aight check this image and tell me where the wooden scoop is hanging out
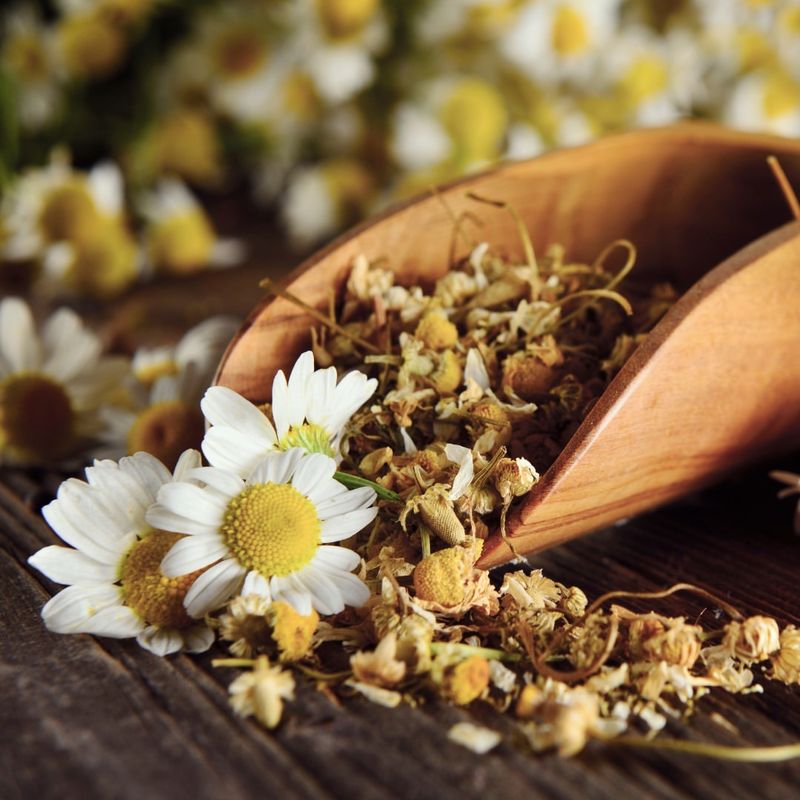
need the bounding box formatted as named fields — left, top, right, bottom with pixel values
left=215, top=123, right=800, bottom=570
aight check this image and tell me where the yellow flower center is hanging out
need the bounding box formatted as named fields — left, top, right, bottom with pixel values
left=213, top=29, right=269, bottom=81
left=316, top=0, right=378, bottom=40
left=154, top=109, right=221, bottom=186
left=551, top=5, right=589, bottom=56
left=121, top=531, right=203, bottom=629
left=735, top=29, right=774, bottom=72
left=269, top=600, right=319, bottom=661
left=0, top=373, right=74, bottom=463
left=440, top=79, right=508, bottom=166
left=5, top=33, right=49, bottom=82
left=444, top=655, right=490, bottom=705
left=283, top=71, right=320, bottom=120
left=127, top=400, right=205, bottom=471
left=278, top=422, right=335, bottom=457
left=38, top=181, right=98, bottom=243
left=415, top=313, right=459, bottom=351
left=148, top=210, right=215, bottom=275
left=619, top=56, right=669, bottom=104
left=413, top=547, right=469, bottom=608
left=222, top=483, right=321, bottom=577
left=58, top=11, right=127, bottom=80
left=66, top=220, right=139, bottom=298
left=762, top=73, right=800, bottom=120
left=431, top=350, right=463, bottom=394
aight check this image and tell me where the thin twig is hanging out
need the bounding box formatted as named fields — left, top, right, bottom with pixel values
left=767, top=155, right=800, bottom=220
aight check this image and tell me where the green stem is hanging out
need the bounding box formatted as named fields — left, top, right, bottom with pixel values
left=294, top=664, right=352, bottom=681
left=334, top=471, right=402, bottom=503
left=212, top=658, right=256, bottom=668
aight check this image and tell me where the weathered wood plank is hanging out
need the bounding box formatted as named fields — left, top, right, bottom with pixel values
left=3, top=463, right=800, bottom=800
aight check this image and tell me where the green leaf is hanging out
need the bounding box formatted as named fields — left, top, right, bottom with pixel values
left=333, top=471, right=401, bottom=503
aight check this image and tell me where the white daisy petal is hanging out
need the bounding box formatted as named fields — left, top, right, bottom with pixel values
left=28, top=545, right=117, bottom=585
left=182, top=625, right=215, bottom=653
left=315, top=486, right=375, bottom=520
left=270, top=369, right=291, bottom=439
left=270, top=575, right=313, bottom=616
left=291, top=452, right=336, bottom=497
left=172, top=449, right=203, bottom=481
left=201, top=386, right=277, bottom=443
left=119, top=452, right=174, bottom=497
left=82, top=604, right=145, bottom=638
left=312, top=545, right=361, bottom=573
left=137, top=626, right=184, bottom=656
left=160, top=533, right=228, bottom=577
left=156, top=482, right=228, bottom=523
left=285, top=351, right=314, bottom=429
left=186, top=466, right=244, bottom=496
left=183, top=558, right=246, bottom=618
left=202, top=426, right=272, bottom=477
left=0, top=297, right=40, bottom=372
left=41, top=584, right=123, bottom=633
left=145, top=504, right=221, bottom=538
left=296, top=567, right=343, bottom=615
left=242, top=569, right=272, bottom=600
left=320, top=507, right=379, bottom=542
left=324, top=570, right=370, bottom=609
left=248, top=448, right=304, bottom=486
left=445, top=443, right=474, bottom=502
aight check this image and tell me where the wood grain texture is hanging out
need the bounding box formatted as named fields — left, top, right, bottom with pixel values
left=213, top=124, right=800, bottom=567
left=3, top=463, right=800, bottom=800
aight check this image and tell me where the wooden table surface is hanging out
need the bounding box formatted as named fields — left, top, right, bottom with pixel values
left=2, top=217, right=800, bottom=800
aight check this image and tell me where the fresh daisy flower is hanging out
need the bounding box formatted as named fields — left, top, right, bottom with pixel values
left=99, top=316, right=238, bottom=470
left=28, top=450, right=215, bottom=656
left=500, top=0, right=621, bottom=85
left=1, top=7, right=62, bottom=131
left=414, top=0, right=524, bottom=49
left=139, top=179, right=243, bottom=276
left=282, top=0, right=387, bottom=104
left=148, top=449, right=377, bottom=617
left=391, top=76, right=508, bottom=174
left=723, top=68, right=800, bottom=137
left=2, top=154, right=140, bottom=297
left=202, top=349, right=377, bottom=476
left=0, top=297, right=128, bottom=467
left=282, top=157, right=374, bottom=248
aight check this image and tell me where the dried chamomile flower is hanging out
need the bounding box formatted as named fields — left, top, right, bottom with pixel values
left=350, top=631, right=407, bottom=688
left=770, top=626, right=800, bottom=685
left=701, top=645, right=757, bottom=694
left=723, top=616, right=781, bottom=663
left=500, top=569, right=561, bottom=612
left=269, top=601, right=319, bottom=662
left=439, top=655, right=491, bottom=706
left=558, top=585, right=588, bottom=618
left=228, top=656, right=295, bottom=730
left=219, top=594, right=272, bottom=658
left=415, top=311, right=459, bottom=351
left=393, top=614, right=435, bottom=674
left=628, top=615, right=703, bottom=669
left=493, top=457, right=539, bottom=502
left=412, top=540, right=498, bottom=617
left=500, top=337, right=564, bottom=401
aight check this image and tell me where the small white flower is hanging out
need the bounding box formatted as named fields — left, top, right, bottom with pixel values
left=202, top=350, right=377, bottom=475
left=99, top=316, right=238, bottom=471
left=28, top=450, right=214, bottom=656
left=0, top=297, right=128, bottom=467
left=148, top=448, right=377, bottom=617
left=723, top=69, right=800, bottom=138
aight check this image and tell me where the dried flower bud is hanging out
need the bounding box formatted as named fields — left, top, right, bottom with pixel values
left=771, top=625, right=800, bottom=685
left=351, top=632, right=407, bottom=688
left=559, top=586, right=588, bottom=618
left=724, top=616, right=781, bottom=663
left=493, top=457, right=539, bottom=501
left=402, top=485, right=465, bottom=546
left=501, top=339, right=564, bottom=401
left=394, top=614, right=434, bottom=673
left=415, top=312, right=458, bottom=351
left=219, top=594, right=271, bottom=658
left=431, top=350, right=463, bottom=393
left=441, top=655, right=490, bottom=705
left=640, top=620, right=702, bottom=669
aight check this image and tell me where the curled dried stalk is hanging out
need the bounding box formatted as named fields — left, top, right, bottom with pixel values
left=583, top=582, right=745, bottom=621
left=260, top=277, right=380, bottom=354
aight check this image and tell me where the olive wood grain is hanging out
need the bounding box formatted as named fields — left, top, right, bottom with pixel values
left=215, top=123, right=800, bottom=569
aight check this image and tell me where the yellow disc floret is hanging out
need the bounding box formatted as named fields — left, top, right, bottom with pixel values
left=121, top=531, right=202, bottom=629
left=213, top=28, right=268, bottom=80
left=0, top=373, right=74, bottom=463
left=278, top=422, right=335, bottom=457
left=413, top=544, right=481, bottom=608
left=38, top=181, right=99, bottom=243
left=58, top=10, right=128, bottom=80
left=431, top=350, right=463, bottom=394
left=415, top=312, right=458, bottom=351
left=127, top=400, right=205, bottom=471
left=222, top=483, right=321, bottom=577
left=316, top=0, right=378, bottom=40
left=551, top=5, right=589, bottom=56
left=442, top=655, right=490, bottom=705
left=269, top=600, right=319, bottom=661
left=147, top=210, right=216, bottom=275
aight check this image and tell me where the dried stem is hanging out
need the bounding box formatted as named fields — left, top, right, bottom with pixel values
left=609, top=736, right=800, bottom=762
left=767, top=156, right=800, bottom=221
